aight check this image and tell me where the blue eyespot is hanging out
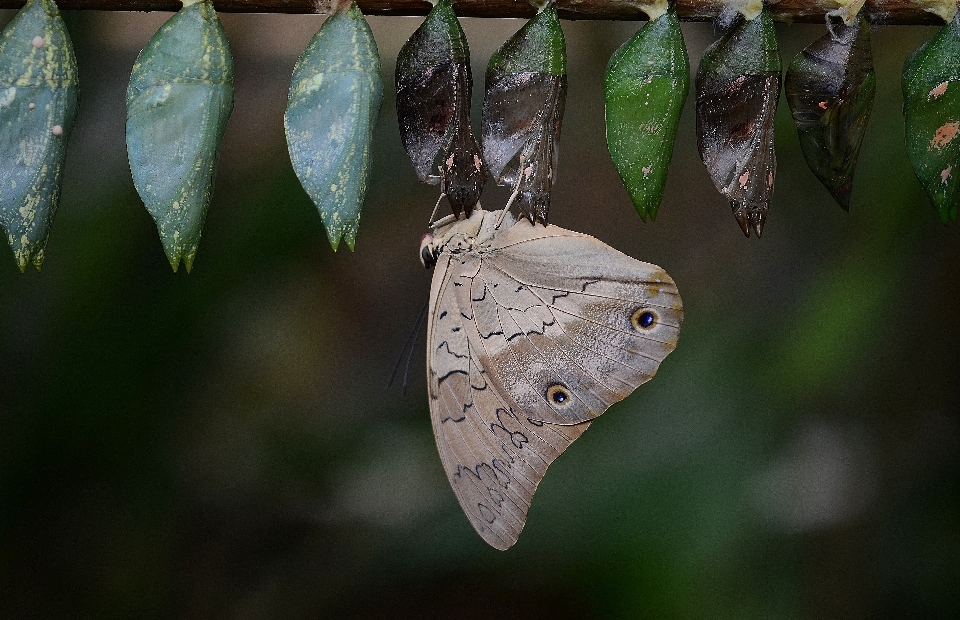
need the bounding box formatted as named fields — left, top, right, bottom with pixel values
left=546, top=384, right=571, bottom=406
left=631, top=308, right=657, bottom=330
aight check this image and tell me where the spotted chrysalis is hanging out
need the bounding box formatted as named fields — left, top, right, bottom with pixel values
left=285, top=1, right=383, bottom=251
left=786, top=8, right=875, bottom=211
left=605, top=3, right=689, bottom=222
left=482, top=1, right=566, bottom=225
left=0, top=0, right=78, bottom=272
left=696, top=4, right=780, bottom=238
left=126, top=0, right=234, bottom=273
left=396, top=0, right=485, bottom=219
left=902, top=5, right=960, bottom=224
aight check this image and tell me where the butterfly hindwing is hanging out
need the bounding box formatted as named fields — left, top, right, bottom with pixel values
left=426, top=210, right=682, bottom=549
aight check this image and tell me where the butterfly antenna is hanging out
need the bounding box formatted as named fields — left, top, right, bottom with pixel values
left=389, top=299, right=430, bottom=394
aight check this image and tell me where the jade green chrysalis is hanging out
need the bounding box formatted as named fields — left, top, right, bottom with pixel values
left=126, top=0, right=234, bottom=273
left=786, top=12, right=875, bottom=211
left=0, top=0, right=78, bottom=272
left=482, top=2, right=566, bottom=225
left=696, top=6, right=780, bottom=238
left=903, top=9, right=960, bottom=224
left=396, top=0, right=485, bottom=218
left=605, top=6, right=689, bottom=222
left=285, top=1, right=383, bottom=251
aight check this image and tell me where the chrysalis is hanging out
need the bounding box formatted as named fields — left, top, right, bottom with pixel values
left=696, top=4, right=780, bottom=238
left=605, top=3, right=689, bottom=221
left=286, top=1, right=382, bottom=251
left=482, top=2, right=566, bottom=225
left=786, top=8, right=875, bottom=211
left=126, top=0, right=234, bottom=273
left=0, top=0, right=78, bottom=272
left=902, top=6, right=960, bottom=224
left=396, top=0, right=485, bottom=218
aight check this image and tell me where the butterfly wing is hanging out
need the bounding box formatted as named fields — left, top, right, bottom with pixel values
left=428, top=218, right=682, bottom=549
left=427, top=250, right=591, bottom=550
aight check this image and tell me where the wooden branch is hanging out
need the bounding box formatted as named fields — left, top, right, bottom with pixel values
left=0, top=0, right=947, bottom=24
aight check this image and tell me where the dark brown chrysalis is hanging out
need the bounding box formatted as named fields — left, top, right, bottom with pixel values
left=696, top=7, right=781, bottom=238
left=396, top=0, right=487, bottom=217
left=786, top=12, right=875, bottom=211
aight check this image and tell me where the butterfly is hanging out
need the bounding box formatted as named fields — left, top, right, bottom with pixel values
left=420, top=207, right=683, bottom=549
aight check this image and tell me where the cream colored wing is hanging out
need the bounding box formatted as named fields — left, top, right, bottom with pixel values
left=428, top=251, right=590, bottom=550
left=463, top=218, right=683, bottom=426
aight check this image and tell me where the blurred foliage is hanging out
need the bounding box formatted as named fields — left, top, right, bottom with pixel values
left=0, top=11, right=957, bottom=620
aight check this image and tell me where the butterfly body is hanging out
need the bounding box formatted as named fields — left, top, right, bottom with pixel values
left=421, top=209, right=682, bottom=549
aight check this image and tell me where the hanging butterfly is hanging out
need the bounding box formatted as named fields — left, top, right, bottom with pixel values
left=482, top=2, right=566, bottom=225
left=0, top=0, right=78, bottom=272
left=420, top=207, right=682, bottom=549
left=285, top=0, right=383, bottom=251
left=126, top=0, right=234, bottom=272
left=902, top=6, right=960, bottom=224
left=785, top=7, right=875, bottom=211
left=696, top=5, right=781, bottom=238
left=396, top=0, right=486, bottom=219
left=604, top=2, right=689, bottom=222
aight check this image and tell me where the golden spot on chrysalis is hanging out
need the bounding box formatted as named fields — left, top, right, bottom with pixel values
left=930, top=122, right=959, bottom=151
left=928, top=81, right=949, bottom=100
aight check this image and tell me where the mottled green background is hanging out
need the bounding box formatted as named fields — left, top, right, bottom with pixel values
left=1, top=11, right=957, bottom=619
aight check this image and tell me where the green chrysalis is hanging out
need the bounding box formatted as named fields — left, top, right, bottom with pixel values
left=903, top=7, right=960, bottom=224
left=696, top=5, right=781, bottom=238
left=604, top=4, right=689, bottom=222
left=786, top=11, right=875, bottom=211
left=285, top=1, right=383, bottom=251
left=126, top=0, right=234, bottom=273
left=396, top=0, right=486, bottom=219
left=0, top=0, right=78, bottom=272
left=482, top=2, right=566, bottom=225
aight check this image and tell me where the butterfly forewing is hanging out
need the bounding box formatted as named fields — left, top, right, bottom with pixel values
left=427, top=210, right=682, bottom=549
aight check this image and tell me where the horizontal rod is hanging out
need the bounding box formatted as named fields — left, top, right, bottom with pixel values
left=0, top=0, right=948, bottom=24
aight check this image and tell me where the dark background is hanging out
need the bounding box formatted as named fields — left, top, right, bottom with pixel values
left=1, top=9, right=957, bottom=619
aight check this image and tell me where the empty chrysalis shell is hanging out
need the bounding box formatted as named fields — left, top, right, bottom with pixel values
left=0, top=0, right=78, bottom=272
left=696, top=6, right=781, bottom=238
left=605, top=6, right=689, bottom=222
left=396, top=0, right=486, bottom=218
left=902, top=9, right=960, bottom=224
left=482, top=2, right=566, bottom=225
left=786, top=12, right=875, bottom=211
left=126, top=0, right=234, bottom=273
left=286, top=1, right=383, bottom=251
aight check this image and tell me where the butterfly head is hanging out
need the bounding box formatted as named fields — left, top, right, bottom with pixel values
left=419, top=232, right=440, bottom=269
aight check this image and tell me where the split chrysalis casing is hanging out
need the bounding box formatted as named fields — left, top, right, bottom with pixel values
left=482, top=3, right=566, bottom=225
left=786, top=12, right=875, bottom=211
left=396, top=0, right=485, bottom=218
left=696, top=7, right=781, bottom=238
